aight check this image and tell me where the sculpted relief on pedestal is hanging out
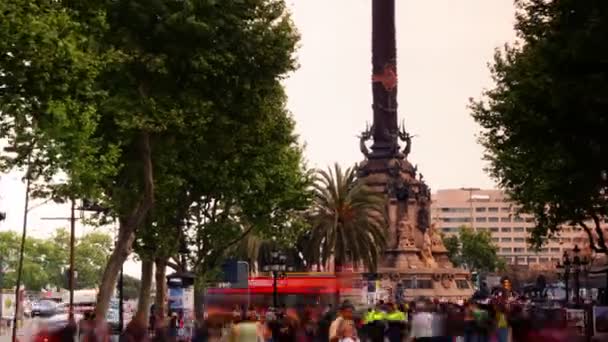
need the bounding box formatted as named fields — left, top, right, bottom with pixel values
left=421, top=231, right=437, bottom=268
left=397, top=220, right=415, bottom=249
left=429, top=223, right=445, bottom=250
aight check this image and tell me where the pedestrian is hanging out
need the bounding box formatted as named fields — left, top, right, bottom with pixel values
left=228, top=311, right=259, bottom=342
left=384, top=303, right=406, bottom=342
left=408, top=299, right=434, bottom=342
left=329, top=301, right=356, bottom=342
left=494, top=303, right=509, bottom=342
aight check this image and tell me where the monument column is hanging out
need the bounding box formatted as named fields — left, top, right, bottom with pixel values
left=356, top=0, right=473, bottom=302
left=370, top=0, right=398, bottom=158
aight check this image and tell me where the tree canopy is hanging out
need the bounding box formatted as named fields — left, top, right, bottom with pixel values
left=0, top=229, right=112, bottom=291
left=0, top=0, right=305, bottom=316
left=443, top=227, right=505, bottom=273
left=470, top=0, right=608, bottom=252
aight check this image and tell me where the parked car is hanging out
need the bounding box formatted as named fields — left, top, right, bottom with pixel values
left=31, top=300, right=59, bottom=318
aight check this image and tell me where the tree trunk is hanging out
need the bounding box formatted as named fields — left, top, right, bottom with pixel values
left=136, top=259, right=154, bottom=325
left=95, top=132, right=155, bottom=318
left=193, top=281, right=205, bottom=318
left=334, top=258, right=341, bottom=306
left=154, top=257, right=168, bottom=320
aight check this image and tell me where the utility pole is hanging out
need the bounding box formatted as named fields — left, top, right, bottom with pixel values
left=41, top=199, right=78, bottom=319
left=461, top=187, right=480, bottom=230
left=12, top=159, right=32, bottom=342
left=69, top=199, right=76, bottom=319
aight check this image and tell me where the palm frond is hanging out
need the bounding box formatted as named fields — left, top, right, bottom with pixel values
left=303, top=163, right=388, bottom=271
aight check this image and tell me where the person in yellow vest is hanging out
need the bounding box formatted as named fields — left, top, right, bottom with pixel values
left=384, top=303, right=406, bottom=342
left=364, top=303, right=386, bottom=342
left=495, top=303, right=509, bottom=342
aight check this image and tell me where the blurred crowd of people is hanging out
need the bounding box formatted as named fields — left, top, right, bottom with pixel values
left=14, top=296, right=586, bottom=342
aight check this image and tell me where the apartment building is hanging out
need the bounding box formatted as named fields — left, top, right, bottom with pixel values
left=431, top=188, right=587, bottom=266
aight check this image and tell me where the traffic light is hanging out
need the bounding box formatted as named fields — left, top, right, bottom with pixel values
left=0, top=212, right=5, bottom=221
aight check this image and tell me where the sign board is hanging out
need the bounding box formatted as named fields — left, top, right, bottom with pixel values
left=593, top=306, right=608, bottom=339
left=566, top=308, right=586, bottom=335
left=1, top=293, right=14, bottom=319
left=168, top=287, right=184, bottom=311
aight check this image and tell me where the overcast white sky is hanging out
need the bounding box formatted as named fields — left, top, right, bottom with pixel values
left=0, top=0, right=517, bottom=277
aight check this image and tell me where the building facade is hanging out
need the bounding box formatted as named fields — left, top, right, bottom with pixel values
left=431, top=189, right=588, bottom=266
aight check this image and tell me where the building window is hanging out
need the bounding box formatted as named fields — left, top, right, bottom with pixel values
left=490, top=227, right=499, bottom=232
left=526, top=227, right=534, bottom=232
left=514, top=248, right=525, bottom=253
left=476, top=217, right=487, bottom=222
left=441, top=207, right=470, bottom=213
left=514, top=217, right=524, bottom=222
left=492, top=238, right=499, bottom=242
left=501, top=247, right=512, bottom=253
left=502, top=256, right=514, bottom=263
left=501, top=207, right=511, bottom=212
left=562, top=238, right=571, bottom=243
left=539, top=257, right=549, bottom=262
left=525, top=217, right=535, bottom=223
left=415, top=279, right=433, bottom=289
left=550, top=248, right=560, bottom=253
left=514, top=227, right=525, bottom=232
left=528, top=257, right=538, bottom=263
left=500, top=218, right=510, bottom=223
left=501, top=237, right=512, bottom=242
left=475, top=207, right=486, bottom=212
left=488, top=217, right=499, bottom=222
left=517, top=257, right=527, bottom=264
left=456, top=280, right=470, bottom=289
left=540, top=248, right=549, bottom=253
left=476, top=227, right=487, bottom=230
left=442, top=217, right=471, bottom=223
left=501, top=227, right=512, bottom=232
left=514, top=238, right=525, bottom=243
left=488, top=207, right=499, bottom=212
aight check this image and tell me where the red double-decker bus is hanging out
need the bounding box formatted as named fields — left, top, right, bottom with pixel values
left=204, top=273, right=356, bottom=311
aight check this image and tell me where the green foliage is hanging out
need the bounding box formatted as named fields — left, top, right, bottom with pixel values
left=0, top=229, right=112, bottom=291
left=443, top=234, right=460, bottom=267
left=122, top=275, right=141, bottom=301
left=304, top=163, right=388, bottom=272
left=445, top=226, right=505, bottom=272
left=470, top=0, right=608, bottom=252
left=52, top=229, right=113, bottom=289
left=0, top=0, right=305, bottom=313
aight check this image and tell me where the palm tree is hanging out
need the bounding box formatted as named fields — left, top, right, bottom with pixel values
left=306, top=163, right=387, bottom=273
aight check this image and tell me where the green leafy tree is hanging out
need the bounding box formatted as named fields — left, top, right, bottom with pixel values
left=446, top=227, right=505, bottom=272
left=0, top=0, right=301, bottom=317
left=443, top=234, right=461, bottom=266
left=0, top=230, right=112, bottom=291
left=122, top=275, right=141, bottom=301
left=470, top=0, right=608, bottom=252
left=53, top=229, right=113, bottom=289
left=305, top=164, right=387, bottom=272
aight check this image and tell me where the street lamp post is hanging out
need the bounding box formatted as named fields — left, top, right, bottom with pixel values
left=571, top=244, right=589, bottom=305
left=556, top=250, right=572, bottom=303
left=262, top=251, right=292, bottom=308
left=557, top=244, right=589, bottom=305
